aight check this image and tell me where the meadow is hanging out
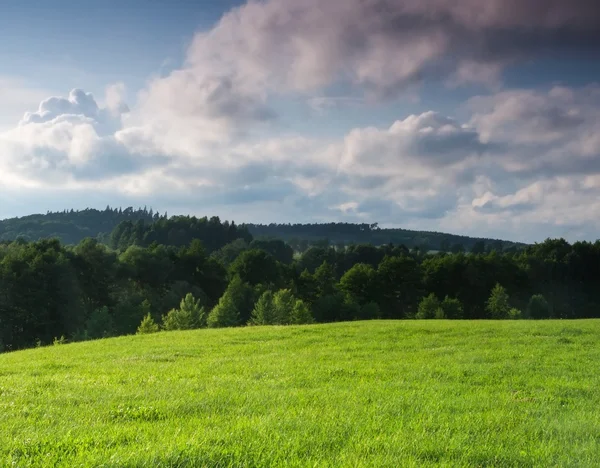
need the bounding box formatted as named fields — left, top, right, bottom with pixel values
left=0, top=320, right=599, bottom=467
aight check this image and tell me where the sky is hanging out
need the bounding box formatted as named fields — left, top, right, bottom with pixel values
left=1, top=0, right=599, bottom=243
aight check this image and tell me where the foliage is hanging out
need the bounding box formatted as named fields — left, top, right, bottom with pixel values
left=486, top=284, right=511, bottom=319
left=136, top=313, right=160, bottom=334
left=416, top=294, right=443, bottom=319
left=85, top=306, right=115, bottom=339
left=288, top=299, right=315, bottom=325
left=441, top=296, right=464, bottom=320
left=528, top=294, right=550, bottom=320
left=508, top=308, right=523, bottom=320
left=249, top=291, right=277, bottom=325
left=161, top=293, right=205, bottom=331
left=207, top=277, right=252, bottom=328
left=3, top=230, right=600, bottom=351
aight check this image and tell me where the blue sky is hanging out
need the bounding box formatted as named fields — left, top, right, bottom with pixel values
left=1, top=0, right=599, bottom=243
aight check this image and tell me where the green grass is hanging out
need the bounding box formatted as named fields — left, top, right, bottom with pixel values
left=1, top=320, right=599, bottom=467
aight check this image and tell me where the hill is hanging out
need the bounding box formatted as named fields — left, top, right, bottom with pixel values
left=0, top=207, right=160, bottom=245
left=1, top=320, right=599, bottom=466
left=0, top=208, right=525, bottom=251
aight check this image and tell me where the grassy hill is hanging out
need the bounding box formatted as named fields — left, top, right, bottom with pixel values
left=1, top=320, right=598, bottom=467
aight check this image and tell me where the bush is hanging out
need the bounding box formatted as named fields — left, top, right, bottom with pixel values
left=137, top=313, right=160, bottom=334
left=508, top=308, right=522, bottom=320
left=358, top=302, right=381, bottom=320
left=441, top=296, right=463, bottom=319
left=527, top=294, right=550, bottom=320
left=86, top=306, right=115, bottom=339
left=289, top=299, right=315, bottom=325
left=416, top=294, right=442, bottom=319
left=53, top=335, right=67, bottom=346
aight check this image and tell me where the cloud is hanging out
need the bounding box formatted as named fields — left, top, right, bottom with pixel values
left=468, top=85, right=600, bottom=178
left=2, top=0, right=600, bottom=242
left=183, top=0, right=600, bottom=97
left=0, top=89, right=161, bottom=187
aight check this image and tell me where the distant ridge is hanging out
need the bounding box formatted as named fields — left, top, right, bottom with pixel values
left=0, top=207, right=526, bottom=252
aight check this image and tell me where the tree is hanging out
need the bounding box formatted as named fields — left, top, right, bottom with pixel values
left=358, top=301, right=381, bottom=320
left=377, top=255, right=421, bottom=318
left=207, top=293, right=240, bottom=328
left=162, top=293, right=206, bottom=330
left=272, top=289, right=297, bottom=325
left=527, top=294, right=550, bottom=320
left=486, top=283, right=511, bottom=319
left=416, top=294, right=443, bottom=319
left=85, top=306, right=115, bottom=339
left=229, top=249, right=280, bottom=287
left=289, top=299, right=315, bottom=325
left=441, top=296, right=464, bottom=319
left=249, top=290, right=277, bottom=325
left=179, top=293, right=207, bottom=328
left=338, top=263, right=377, bottom=306
left=137, top=313, right=159, bottom=334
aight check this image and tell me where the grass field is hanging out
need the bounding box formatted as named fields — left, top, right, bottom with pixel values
left=1, top=320, right=599, bottom=467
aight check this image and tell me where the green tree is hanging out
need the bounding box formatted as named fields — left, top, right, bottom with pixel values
left=486, top=283, right=511, bottom=319
left=338, top=263, right=377, bottom=306
left=416, top=294, right=443, bottom=319
left=207, top=293, right=240, bottom=328
left=249, top=290, right=277, bottom=325
left=162, top=293, right=206, bottom=331
left=85, top=306, right=115, bottom=339
left=508, top=308, right=522, bottom=320
left=441, top=296, right=464, bottom=319
left=527, top=294, right=550, bottom=320
left=137, top=313, right=160, bottom=334
left=229, top=249, right=280, bottom=287
left=273, top=289, right=297, bottom=324
left=289, top=299, right=315, bottom=325
left=358, top=301, right=381, bottom=320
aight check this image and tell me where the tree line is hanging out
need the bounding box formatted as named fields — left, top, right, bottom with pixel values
left=0, top=221, right=598, bottom=352
left=0, top=207, right=525, bottom=253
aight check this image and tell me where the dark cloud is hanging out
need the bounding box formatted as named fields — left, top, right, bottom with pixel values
left=185, top=0, right=600, bottom=98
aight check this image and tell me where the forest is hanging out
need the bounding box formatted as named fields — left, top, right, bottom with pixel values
left=1, top=213, right=598, bottom=352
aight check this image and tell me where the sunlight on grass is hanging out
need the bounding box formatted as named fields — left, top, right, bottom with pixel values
left=1, top=320, right=599, bottom=467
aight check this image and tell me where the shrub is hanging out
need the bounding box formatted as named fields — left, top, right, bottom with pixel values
left=508, top=308, right=522, bottom=320
left=527, top=294, right=550, bottom=320
left=289, top=299, right=315, bottom=325
left=137, top=313, right=160, bottom=334
left=486, top=284, right=511, bottom=319
left=441, top=296, right=463, bottom=319
left=86, top=306, right=115, bottom=339
left=416, top=294, right=442, bottom=319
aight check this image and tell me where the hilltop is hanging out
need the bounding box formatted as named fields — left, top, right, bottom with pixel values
left=0, top=207, right=525, bottom=252
left=1, top=320, right=599, bottom=466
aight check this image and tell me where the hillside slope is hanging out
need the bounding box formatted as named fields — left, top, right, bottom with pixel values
left=1, top=320, right=598, bottom=467
left=0, top=208, right=525, bottom=251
